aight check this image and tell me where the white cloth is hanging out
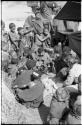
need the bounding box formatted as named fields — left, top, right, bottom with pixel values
left=41, top=75, right=58, bottom=97
left=65, top=63, right=81, bottom=86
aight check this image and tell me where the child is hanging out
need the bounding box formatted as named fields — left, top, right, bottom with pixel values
left=8, top=23, right=19, bottom=52
left=48, top=87, right=70, bottom=124
left=63, top=63, right=81, bottom=87
left=36, top=28, right=51, bottom=48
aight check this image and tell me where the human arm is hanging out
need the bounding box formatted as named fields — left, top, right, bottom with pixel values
left=36, top=33, right=50, bottom=42
left=23, top=28, right=34, bottom=35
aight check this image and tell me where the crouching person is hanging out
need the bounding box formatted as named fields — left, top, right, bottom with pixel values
left=48, top=87, right=70, bottom=124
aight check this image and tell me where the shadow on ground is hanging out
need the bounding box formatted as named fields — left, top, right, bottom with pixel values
left=38, top=103, right=50, bottom=124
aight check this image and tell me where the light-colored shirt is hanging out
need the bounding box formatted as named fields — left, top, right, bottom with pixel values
left=9, top=31, right=19, bottom=42
left=65, top=63, right=81, bottom=86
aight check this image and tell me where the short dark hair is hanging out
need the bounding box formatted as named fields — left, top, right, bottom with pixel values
left=17, top=27, right=23, bottom=31
left=38, top=47, right=43, bottom=54
left=9, top=23, right=16, bottom=29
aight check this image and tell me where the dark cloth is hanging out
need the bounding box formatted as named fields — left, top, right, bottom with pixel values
left=54, top=58, right=68, bottom=74
left=26, top=59, right=36, bottom=69
left=55, top=32, right=66, bottom=44
left=16, top=80, right=44, bottom=101
left=15, top=80, right=44, bottom=108
left=12, top=70, right=33, bottom=89
left=55, top=1, right=81, bottom=21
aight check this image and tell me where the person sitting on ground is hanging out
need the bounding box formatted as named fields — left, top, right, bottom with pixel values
left=63, top=49, right=80, bottom=68
left=63, top=62, right=81, bottom=87
left=48, top=87, right=70, bottom=124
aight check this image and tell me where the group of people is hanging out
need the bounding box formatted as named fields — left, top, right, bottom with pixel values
left=1, top=4, right=81, bottom=125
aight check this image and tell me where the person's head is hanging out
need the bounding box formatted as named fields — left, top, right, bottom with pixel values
left=58, top=42, right=62, bottom=47
left=17, top=27, right=23, bottom=35
left=56, top=67, right=69, bottom=82
left=60, top=67, right=69, bottom=77
left=44, top=24, right=49, bottom=30
left=56, top=87, right=69, bottom=101
left=63, top=46, right=71, bottom=56
left=38, top=47, right=43, bottom=55
left=43, top=28, right=49, bottom=35
left=2, top=32, right=9, bottom=42
left=1, top=20, right=5, bottom=31
left=35, top=11, right=41, bottom=19
left=9, top=23, right=16, bottom=32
